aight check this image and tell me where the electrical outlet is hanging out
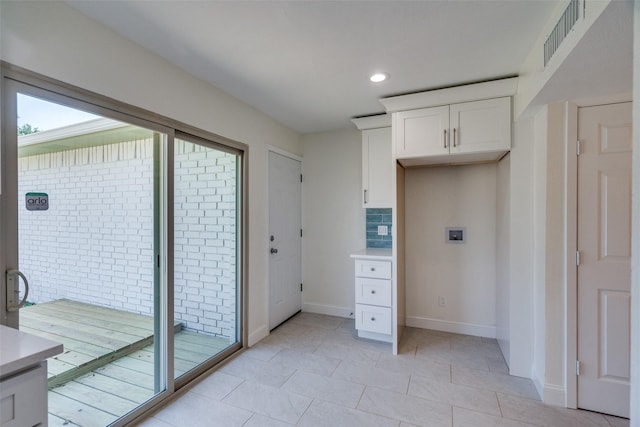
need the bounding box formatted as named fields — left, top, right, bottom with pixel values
left=377, top=225, right=388, bottom=236
left=438, top=296, right=447, bottom=307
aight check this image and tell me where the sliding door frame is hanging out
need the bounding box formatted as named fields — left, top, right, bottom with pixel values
left=0, top=62, right=248, bottom=426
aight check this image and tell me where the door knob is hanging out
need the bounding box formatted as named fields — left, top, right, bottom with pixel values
left=270, top=248, right=278, bottom=254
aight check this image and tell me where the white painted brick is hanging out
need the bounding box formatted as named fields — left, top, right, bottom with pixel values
left=20, top=140, right=237, bottom=340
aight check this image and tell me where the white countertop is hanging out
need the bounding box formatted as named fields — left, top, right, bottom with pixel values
left=350, top=248, right=392, bottom=260
left=0, top=324, right=63, bottom=377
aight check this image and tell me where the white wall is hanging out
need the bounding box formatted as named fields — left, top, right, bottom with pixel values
left=531, top=106, right=548, bottom=398
left=630, top=5, right=639, bottom=426
left=542, top=102, right=568, bottom=405
left=508, top=117, right=534, bottom=378
left=301, top=129, right=365, bottom=317
left=0, top=0, right=302, bottom=346
left=495, top=155, right=510, bottom=359
left=404, top=164, right=497, bottom=337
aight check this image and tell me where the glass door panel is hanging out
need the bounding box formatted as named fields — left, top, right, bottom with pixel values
left=13, top=91, right=167, bottom=425
left=173, top=137, right=240, bottom=380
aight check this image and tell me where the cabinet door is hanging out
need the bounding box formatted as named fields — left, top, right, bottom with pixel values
left=394, top=105, right=449, bottom=159
left=0, top=363, right=47, bottom=427
left=449, top=97, right=511, bottom=155
left=362, top=127, right=393, bottom=208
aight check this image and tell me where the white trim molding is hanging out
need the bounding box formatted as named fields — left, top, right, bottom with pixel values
left=405, top=316, right=496, bottom=339
left=302, top=303, right=353, bottom=319
left=543, top=383, right=567, bottom=407
left=380, top=77, right=518, bottom=113
left=351, top=114, right=391, bottom=130
left=247, top=324, right=269, bottom=347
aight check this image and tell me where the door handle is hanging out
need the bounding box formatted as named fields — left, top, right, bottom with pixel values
left=270, top=248, right=278, bottom=254
left=6, top=269, right=29, bottom=312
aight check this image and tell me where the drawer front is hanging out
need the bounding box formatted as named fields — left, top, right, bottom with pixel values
left=355, top=304, right=392, bottom=335
left=355, top=260, right=391, bottom=279
left=355, top=277, right=391, bottom=306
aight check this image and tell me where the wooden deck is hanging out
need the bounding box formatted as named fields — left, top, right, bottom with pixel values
left=20, top=299, right=232, bottom=427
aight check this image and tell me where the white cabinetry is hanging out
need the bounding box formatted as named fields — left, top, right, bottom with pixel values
left=362, top=127, right=393, bottom=208
left=394, top=97, right=511, bottom=167
left=1, top=363, right=47, bottom=427
left=352, top=254, right=393, bottom=343
left=0, top=325, right=63, bottom=427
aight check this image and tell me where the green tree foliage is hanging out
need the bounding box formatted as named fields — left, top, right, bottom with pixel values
left=18, top=123, right=39, bottom=135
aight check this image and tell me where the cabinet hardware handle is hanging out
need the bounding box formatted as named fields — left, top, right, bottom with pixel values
left=270, top=248, right=278, bottom=254
left=364, top=189, right=368, bottom=204
left=371, top=290, right=376, bottom=294
left=371, top=317, right=376, bottom=321
left=370, top=268, right=375, bottom=271
left=453, top=128, right=457, bottom=147
left=444, top=129, right=448, bottom=149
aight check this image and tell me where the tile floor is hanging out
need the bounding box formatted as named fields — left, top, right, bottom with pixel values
left=136, top=313, right=629, bottom=427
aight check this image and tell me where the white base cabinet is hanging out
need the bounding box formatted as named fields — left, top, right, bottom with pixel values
left=351, top=251, right=393, bottom=343
left=1, top=363, right=47, bottom=427
left=0, top=325, right=63, bottom=427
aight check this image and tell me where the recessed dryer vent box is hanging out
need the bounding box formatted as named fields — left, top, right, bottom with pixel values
left=446, top=227, right=466, bottom=244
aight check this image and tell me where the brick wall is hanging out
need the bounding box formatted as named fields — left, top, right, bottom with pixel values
left=18, top=138, right=237, bottom=340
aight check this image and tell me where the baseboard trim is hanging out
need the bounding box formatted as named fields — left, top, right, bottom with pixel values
left=406, top=316, right=496, bottom=338
left=247, top=324, right=269, bottom=347
left=543, top=383, right=566, bottom=407
left=302, top=303, right=353, bottom=319
left=531, top=367, right=544, bottom=400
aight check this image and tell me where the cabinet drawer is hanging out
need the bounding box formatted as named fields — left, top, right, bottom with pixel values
left=355, top=260, right=391, bottom=279
left=355, top=277, right=391, bottom=306
left=355, top=304, right=391, bottom=335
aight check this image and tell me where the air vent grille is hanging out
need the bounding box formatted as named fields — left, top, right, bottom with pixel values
left=544, top=0, right=581, bottom=67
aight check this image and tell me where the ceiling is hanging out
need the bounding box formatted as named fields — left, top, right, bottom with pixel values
left=67, top=1, right=565, bottom=134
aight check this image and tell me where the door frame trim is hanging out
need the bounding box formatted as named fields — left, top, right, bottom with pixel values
left=566, top=101, right=578, bottom=409
left=266, top=146, right=302, bottom=331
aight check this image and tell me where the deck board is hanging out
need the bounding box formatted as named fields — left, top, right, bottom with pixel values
left=20, top=299, right=182, bottom=387
left=18, top=299, right=234, bottom=426
left=48, top=392, right=118, bottom=427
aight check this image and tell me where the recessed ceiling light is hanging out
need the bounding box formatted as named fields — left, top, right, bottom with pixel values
left=370, top=73, right=389, bottom=83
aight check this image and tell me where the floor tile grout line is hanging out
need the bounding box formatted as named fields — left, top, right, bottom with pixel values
left=450, top=405, right=454, bottom=427
left=292, top=395, right=314, bottom=426
left=496, top=390, right=504, bottom=418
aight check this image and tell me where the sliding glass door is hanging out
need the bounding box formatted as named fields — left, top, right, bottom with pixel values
left=3, top=84, right=170, bottom=425
left=173, top=136, right=242, bottom=383
left=1, top=74, right=244, bottom=426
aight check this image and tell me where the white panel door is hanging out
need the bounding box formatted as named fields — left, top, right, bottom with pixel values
left=268, top=151, right=302, bottom=330
left=577, top=102, right=632, bottom=418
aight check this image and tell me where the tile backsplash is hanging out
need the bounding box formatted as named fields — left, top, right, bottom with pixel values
left=366, top=208, right=392, bottom=249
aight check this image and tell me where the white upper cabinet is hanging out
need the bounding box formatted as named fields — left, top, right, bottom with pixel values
left=393, top=97, right=511, bottom=167
left=362, top=127, right=393, bottom=208
left=450, top=97, right=511, bottom=155
left=394, top=105, right=449, bottom=159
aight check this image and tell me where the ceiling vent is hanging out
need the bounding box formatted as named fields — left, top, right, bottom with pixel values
left=544, top=0, right=582, bottom=67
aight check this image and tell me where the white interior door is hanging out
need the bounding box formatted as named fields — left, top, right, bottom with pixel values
left=268, top=151, right=302, bottom=330
left=577, top=102, right=632, bottom=418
